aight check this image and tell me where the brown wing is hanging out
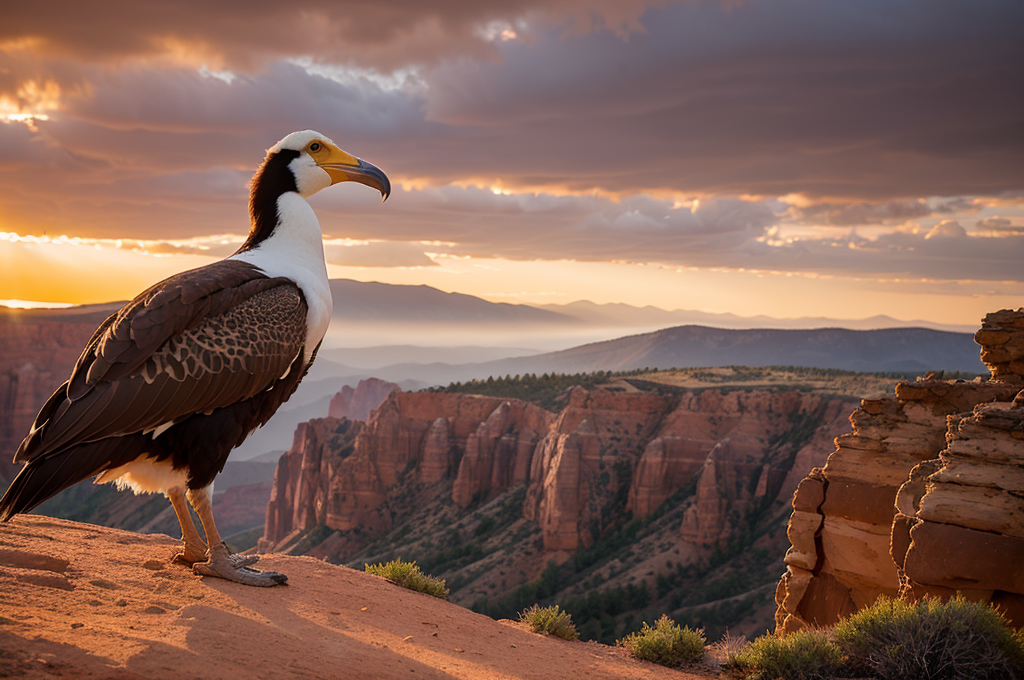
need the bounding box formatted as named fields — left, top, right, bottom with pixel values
left=15, top=261, right=307, bottom=463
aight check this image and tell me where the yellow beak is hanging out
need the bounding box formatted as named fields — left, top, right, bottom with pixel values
left=315, top=142, right=391, bottom=201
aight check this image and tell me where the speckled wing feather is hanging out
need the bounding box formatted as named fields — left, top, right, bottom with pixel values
left=14, top=261, right=308, bottom=464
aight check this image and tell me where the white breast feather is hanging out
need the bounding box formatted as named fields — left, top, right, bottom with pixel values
left=228, top=192, right=333, bottom=364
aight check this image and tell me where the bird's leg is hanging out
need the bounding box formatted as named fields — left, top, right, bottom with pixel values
left=186, top=486, right=286, bottom=587
left=168, top=486, right=258, bottom=568
left=168, top=485, right=209, bottom=565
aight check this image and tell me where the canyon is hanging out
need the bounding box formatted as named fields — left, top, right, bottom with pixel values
left=260, top=376, right=861, bottom=640
left=261, top=311, right=1024, bottom=641
left=4, top=297, right=1020, bottom=644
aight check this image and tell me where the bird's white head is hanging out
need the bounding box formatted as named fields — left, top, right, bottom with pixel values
left=238, top=131, right=390, bottom=255
left=267, top=129, right=391, bottom=201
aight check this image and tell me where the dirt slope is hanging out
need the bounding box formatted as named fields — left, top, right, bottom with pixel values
left=0, top=516, right=708, bottom=679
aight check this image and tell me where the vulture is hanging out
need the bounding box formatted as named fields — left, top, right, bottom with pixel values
left=0, top=130, right=389, bottom=586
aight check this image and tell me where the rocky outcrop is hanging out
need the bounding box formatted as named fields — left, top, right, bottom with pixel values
left=976, top=309, right=1024, bottom=383
left=776, top=308, right=1024, bottom=633
left=893, top=398, right=1024, bottom=623
left=523, top=388, right=671, bottom=551
left=262, top=417, right=363, bottom=549
left=672, top=391, right=850, bottom=548
left=328, top=377, right=400, bottom=421
left=452, top=400, right=551, bottom=507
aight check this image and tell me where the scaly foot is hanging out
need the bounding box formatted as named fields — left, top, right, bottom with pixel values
left=192, top=549, right=287, bottom=587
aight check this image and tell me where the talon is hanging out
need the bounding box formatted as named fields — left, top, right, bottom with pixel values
left=192, top=550, right=286, bottom=587
left=231, top=553, right=260, bottom=568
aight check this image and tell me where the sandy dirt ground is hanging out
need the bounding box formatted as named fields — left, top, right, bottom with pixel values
left=0, top=516, right=715, bottom=679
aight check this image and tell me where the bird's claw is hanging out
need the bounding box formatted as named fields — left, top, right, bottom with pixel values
left=192, top=551, right=286, bottom=587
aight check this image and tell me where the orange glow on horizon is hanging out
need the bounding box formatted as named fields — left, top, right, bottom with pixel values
left=3, top=230, right=1021, bottom=327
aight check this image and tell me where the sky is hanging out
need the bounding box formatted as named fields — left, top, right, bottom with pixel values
left=1, top=0, right=1023, bottom=325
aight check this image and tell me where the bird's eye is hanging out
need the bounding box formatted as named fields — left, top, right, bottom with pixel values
left=309, top=142, right=321, bottom=152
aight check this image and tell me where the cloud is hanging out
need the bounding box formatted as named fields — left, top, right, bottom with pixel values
left=975, top=216, right=1024, bottom=234
left=785, top=198, right=982, bottom=227
left=0, top=0, right=1022, bottom=299
left=4, top=177, right=1024, bottom=285
left=1, top=0, right=1020, bottom=202
left=421, top=1, right=1024, bottom=198
left=924, top=220, right=966, bottom=240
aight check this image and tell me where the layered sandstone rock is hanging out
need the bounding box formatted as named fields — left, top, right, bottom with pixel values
left=266, top=383, right=858, bottom=567
left=893, top=398, right=1024, bottom=622
left=673, top=391, right=851, bottom=548
left=521, top=388, right=855, bottom=554
left=452, top=400, right=550, bottom=507
left=976, top=309, right=1024, bottom=382
left=776, top=308, right=1024, bottom=633
left=261, top=417, right=363, bottom=550
left=523, top=388, right=670, bottom=551
left=614, top=389, right=852, bottom=549
left=328, top=377, right=400, bottom=421
left=261, top=393, right=553, bottom=552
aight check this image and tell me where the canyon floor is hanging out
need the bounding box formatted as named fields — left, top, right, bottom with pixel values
left=0, top=516, right=715, bottom=679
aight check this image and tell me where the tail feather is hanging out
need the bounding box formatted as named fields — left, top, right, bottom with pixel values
left=0, top=436, right=148, bottom=521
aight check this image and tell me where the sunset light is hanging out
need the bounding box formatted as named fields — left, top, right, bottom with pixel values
left=1, top=3, right=1023, bottom=669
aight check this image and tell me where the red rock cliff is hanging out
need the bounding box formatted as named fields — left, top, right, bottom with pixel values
left=775, top=308, right=1024, bottom=633
left=261, top=393, right=554, bottom=551
left=263, top=384, right=857, bottom=568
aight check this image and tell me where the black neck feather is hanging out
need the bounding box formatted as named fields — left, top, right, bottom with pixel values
left=237, top=149, right=300, bottom=253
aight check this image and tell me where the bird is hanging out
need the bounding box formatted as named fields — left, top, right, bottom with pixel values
left=0, top=130, right=389, bottom=587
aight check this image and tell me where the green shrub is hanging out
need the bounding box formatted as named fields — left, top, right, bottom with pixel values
left=728, top=628, right=842, bottom=680
left=833, top=595, right=1024, bottom=680
left=365, top=559, right=449, bottom=599
left=519, top=604, right=579, bottom=640
left=618, top=614, right=705, bottom=667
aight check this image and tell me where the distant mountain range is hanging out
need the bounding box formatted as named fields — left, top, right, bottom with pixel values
left=536, top=300, right=977, bottom=333
left=325, top=279, right=975, bottom=332
left=2, top=280, right=986, bottom=461
left=4, top=277, right=976, bottom=335
left=328, top=279, right=571, bottom=325
left=474, top=325, right=985, bottom=376
left=303, top=325, right=984, bottom=389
